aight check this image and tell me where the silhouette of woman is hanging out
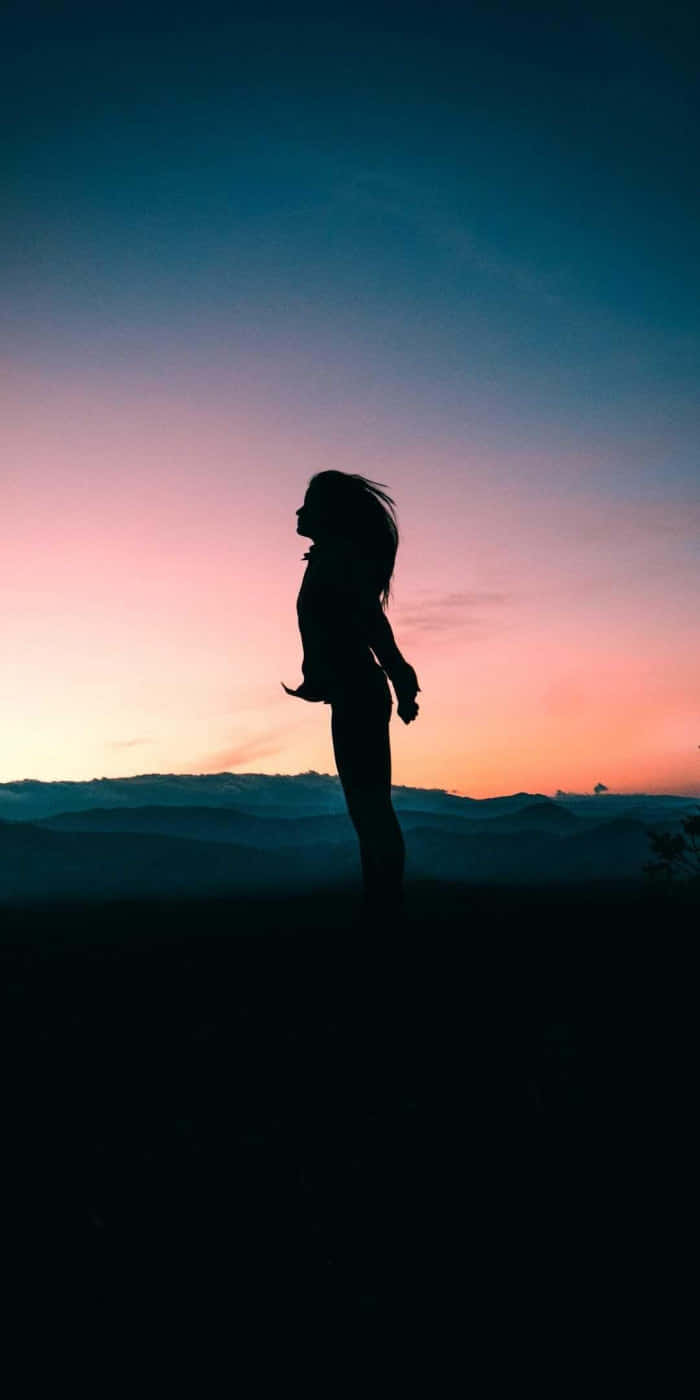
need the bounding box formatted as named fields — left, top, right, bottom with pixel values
left=281, top=472, right=420, bottom=924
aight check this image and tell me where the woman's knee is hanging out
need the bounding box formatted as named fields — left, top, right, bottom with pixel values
left=344, top=781, right=389, bottom=808
left=344, top=787, right=395, bottom=834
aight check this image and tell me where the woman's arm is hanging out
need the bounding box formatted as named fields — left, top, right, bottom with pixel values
left=323, top=550, right=421, bottom=721
left=365, top=600, right=405, bottom=679
left=328, top=553, right=403, bottom=673
left=363, top=598, right=421, bottom=723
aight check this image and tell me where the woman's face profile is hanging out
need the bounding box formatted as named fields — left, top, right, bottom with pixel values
left=296, top=489, right=326, bottom=540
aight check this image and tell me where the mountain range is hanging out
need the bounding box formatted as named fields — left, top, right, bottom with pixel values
left=0, top=772, right=696, bottom=907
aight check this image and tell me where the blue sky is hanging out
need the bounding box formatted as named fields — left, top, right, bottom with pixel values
left=5, top=3, right=698, bottom=481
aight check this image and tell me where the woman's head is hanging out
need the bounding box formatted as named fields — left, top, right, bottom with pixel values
left=297, top=471, right=399, bottom=608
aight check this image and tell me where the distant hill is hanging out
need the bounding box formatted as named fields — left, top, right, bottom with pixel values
left=31, top=797, right=579, bottom=846
left=407, top=816, right=653, bottom=884
left=35, top=804, right=356, bottom=848
left=0, top=819, right=357, bottom=906
left=0, top=771, right=553, bottom=823
left=514, top=801, right=580, bottom=828
left=1, top=772, right=696, bottom=907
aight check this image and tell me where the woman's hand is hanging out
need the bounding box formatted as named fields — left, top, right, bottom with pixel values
left=281, top=677, right=324, bottom=700
left=392, top=661, right=421, bottom=725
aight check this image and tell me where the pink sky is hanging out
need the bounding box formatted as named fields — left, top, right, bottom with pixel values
left=3, top=363, right=699, bottom=797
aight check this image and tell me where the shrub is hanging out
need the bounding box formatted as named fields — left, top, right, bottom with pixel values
left=643, top=805, right=700, bottom=887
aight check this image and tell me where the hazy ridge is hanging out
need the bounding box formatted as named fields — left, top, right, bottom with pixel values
left=1, top=772, right=696, bottom=907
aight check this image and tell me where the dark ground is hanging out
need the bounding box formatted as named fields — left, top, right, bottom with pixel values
left=1, top=877, right=694, bottom=1329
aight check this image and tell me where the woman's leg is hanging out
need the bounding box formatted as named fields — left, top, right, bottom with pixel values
left=331, top=674, right=406, bottom=920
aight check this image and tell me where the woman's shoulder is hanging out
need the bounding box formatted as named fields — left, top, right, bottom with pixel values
left=322, top=542, right=376, bottom=598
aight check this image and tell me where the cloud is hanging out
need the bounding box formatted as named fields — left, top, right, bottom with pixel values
left=194, top=728, right=289, bottom=774
left=394, top=589, right=512, bottom=637
left=106, top=738, right=152, bottom=749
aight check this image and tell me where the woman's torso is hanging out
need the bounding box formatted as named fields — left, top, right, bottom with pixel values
left=296, top=541, right=384, bottom=702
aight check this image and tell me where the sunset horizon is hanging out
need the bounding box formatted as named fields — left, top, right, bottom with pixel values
left=2, top=766, right=698, bottom=802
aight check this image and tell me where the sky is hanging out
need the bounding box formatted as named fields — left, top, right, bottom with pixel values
left=2, top=1, right=699, bottom=798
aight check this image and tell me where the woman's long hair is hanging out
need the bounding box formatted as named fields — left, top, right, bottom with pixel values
left=307, top=471, right=399, bottom=609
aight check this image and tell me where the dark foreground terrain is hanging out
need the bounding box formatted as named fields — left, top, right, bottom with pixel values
left=1, top=877, right=694, bottom=1328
